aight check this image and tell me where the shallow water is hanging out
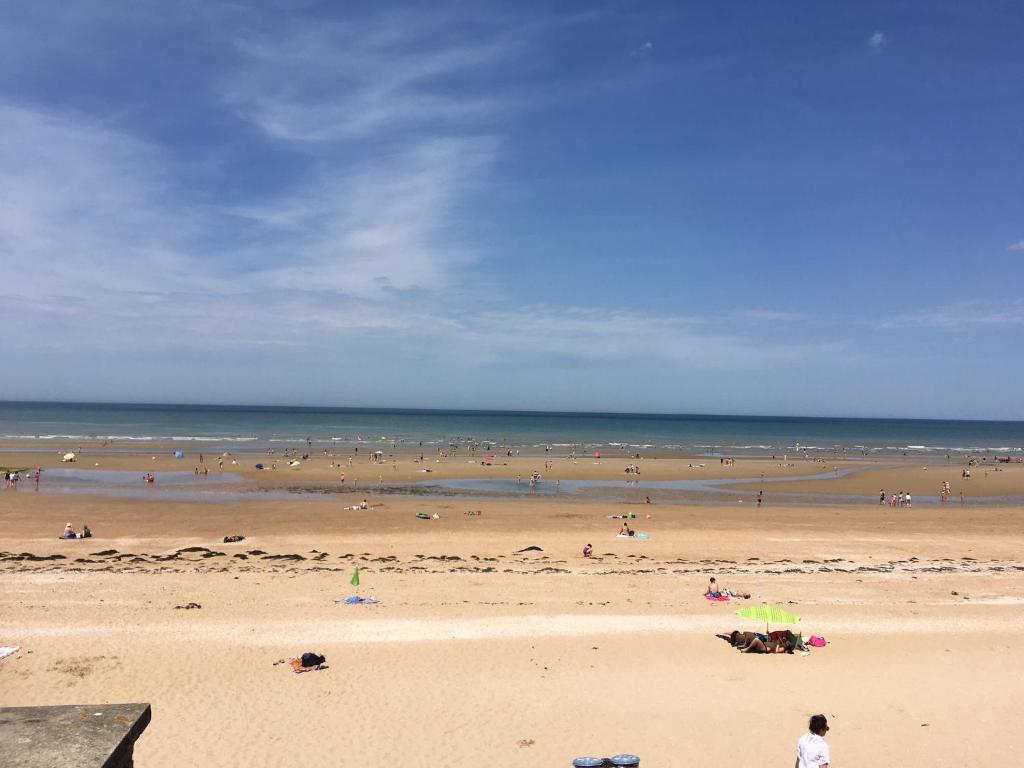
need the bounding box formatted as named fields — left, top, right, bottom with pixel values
left=18, top=466, right=1023, bottom=507
left=432, top=467, right=861, bottom=495
left=39, top=468, right=245, bottom=485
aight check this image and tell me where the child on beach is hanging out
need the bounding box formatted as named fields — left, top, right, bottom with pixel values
left=795, top=714, right=830, bottom=768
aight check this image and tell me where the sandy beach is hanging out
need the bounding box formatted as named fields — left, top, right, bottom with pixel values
left=2, top=450, right=1023, bottom=766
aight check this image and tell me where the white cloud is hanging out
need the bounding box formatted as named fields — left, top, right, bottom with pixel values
left=1008, top=240, right=1024, bottom=252
left=880, top=300, right=1024, bottom=329
left=226, top=135, right=497, bottom=297
left=868, top=30, right=887, bottom=50
left=437, top=306, right=845, bottom=370
left=631, top=41, right=654, bottom=57
left=734, top=308, right=802, bottom=323
left=0, top=102, right=462, bottom=348
left=0, top=105, right=207, bottom=301
left=220, top=12, right=521, bottom=142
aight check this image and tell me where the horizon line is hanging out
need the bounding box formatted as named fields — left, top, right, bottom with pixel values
left=0, top=399, right=1021, bottom=425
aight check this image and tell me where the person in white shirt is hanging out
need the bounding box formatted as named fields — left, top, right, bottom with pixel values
left=795, top=714, right=830, bottom=768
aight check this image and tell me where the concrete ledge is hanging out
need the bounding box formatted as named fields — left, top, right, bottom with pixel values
left=0, top=703, right=151, bottom=768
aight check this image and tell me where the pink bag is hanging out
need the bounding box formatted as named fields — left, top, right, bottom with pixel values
left=808, top=635, right=827, bottom=647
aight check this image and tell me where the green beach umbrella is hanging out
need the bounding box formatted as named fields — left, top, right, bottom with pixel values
left=736, top=604, right=800, bottom=634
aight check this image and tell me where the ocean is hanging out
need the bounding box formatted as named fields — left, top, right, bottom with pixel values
left=0, top=401, right=1021, bottom=457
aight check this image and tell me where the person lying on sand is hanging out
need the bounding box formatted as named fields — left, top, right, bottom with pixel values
left=223, top=535, right=245, bottom=543
left=718, top=630, right=757, bottom=647
left=290, top=652, right=327, bottom=673
left=705, top=578, right=751, bottom=599
left=738, top=636, right=786, bottom=654
left=723, top=588, right=751, bottom=599
left=717, top=629, right=798, bottom=653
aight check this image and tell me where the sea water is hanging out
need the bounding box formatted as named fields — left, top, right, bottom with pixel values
left=1, top=401, right=1022, bottom=457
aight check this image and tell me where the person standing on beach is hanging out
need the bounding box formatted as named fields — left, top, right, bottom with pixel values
left=795, top=714, right=830, bottom=768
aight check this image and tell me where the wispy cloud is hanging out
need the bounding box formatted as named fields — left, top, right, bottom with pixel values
left=0, top=103, right=495, bottom=344
left=204, top=10, right=526, bottom=298
left=220, top=10, right=522, bottom=142
left=631, top=41, right=654, bottom=57
left=431, top=306, right=846, bottom=370
left=226, top=135, right=497, bottom=297
left=0, top=105, right=206, bottom=302
left=733, top=308, right=803, bottom=323
left=1008, top=240, right=1024, bottom=252
left=868, top=30, right=887, bottom=50
left=0, top=8, right=532, bottom=358
left=880, top=300, right=1024, bottom=329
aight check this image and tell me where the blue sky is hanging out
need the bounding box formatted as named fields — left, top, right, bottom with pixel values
left=1, top=1, right=1022, bottom=419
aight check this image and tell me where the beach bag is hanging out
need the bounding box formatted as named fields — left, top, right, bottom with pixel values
left=808, top=635, right=826, bottom=647
left=301, top=652, right=325, bottom=667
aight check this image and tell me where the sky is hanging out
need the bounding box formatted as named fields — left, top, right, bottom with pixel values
left=1, top=1, right=1022, bottom=419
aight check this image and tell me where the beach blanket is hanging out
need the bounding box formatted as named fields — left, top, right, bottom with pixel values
left=334, top=596, right=380, bottom=604
left=0, top=646, right=19, bottom=661
left=290, top=658, right=327, bottom=673
left=705, top=594, right=730, bottom=602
